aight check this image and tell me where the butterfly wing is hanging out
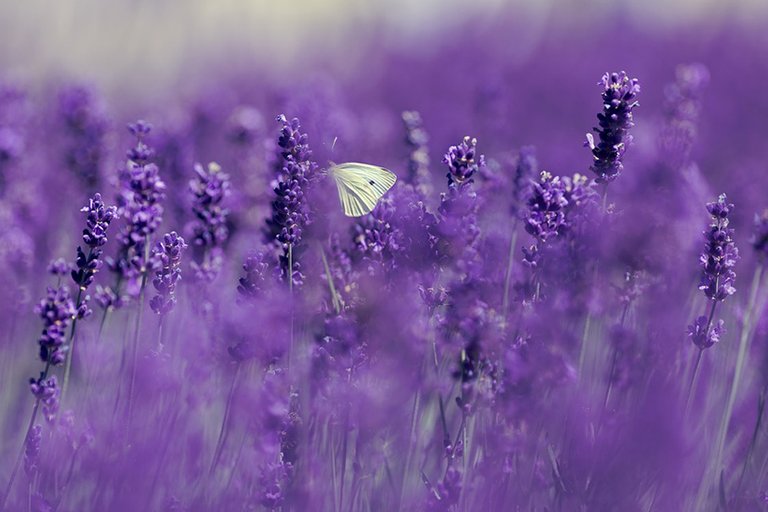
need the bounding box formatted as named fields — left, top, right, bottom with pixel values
left=330, top=163, right=397, bottom=217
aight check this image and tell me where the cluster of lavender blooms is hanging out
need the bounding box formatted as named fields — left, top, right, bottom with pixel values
left=149, top=231, right=187, bottom=316
left=263, top=115, right=317, bottom=287
left=57, top=85, right=109, bottom=190
left=687, top=194, right=739, bottom=349
left=188, top=162, right=230, bottom=282
left=3, top=22, right=768, bottom=512
left=106, top=121, right=166, bottom=300
left=586, top=71, right=641, bottom=184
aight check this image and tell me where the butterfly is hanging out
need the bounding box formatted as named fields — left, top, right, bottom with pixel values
left=328, top=162, right=397, bottom=217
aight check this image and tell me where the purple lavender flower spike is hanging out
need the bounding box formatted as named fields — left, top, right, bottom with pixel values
left=264, top=115, right=318, bottom=287
left=34, top=286, right=76, bottom=365
left=71, top=193, right=116, bottom=294
left=108, top=121, right=166, bottom=297
left=402, top=110, right=432, bottom=198
left=443, top=135, right=484, bottom=190
left=751, top=209, right=768, bottom=262
left=699, top=194, right=738, bottom=302
left=237, top=251, right=270, bottom=301
left=511, top=146, right=538, bottom=218
left=659, top=63, right=709, bottom=167
left=188, top=162, right=231, bottom=282
left=28, top=376, right=59, bottom=423
left=352, top=195, right=403, bottom=274
left=524, top=171, right=569, bottom=243
left=686, top=194, right=738, bottom=350
left=688, top=316, right=725, bottom=350
left=587, top=71, right=640, bottom=184
left=58, top=85, right=108, bottom=190
left=149, top=232, right=187, bottom=316
left=23, top=425, right=41, bottom=476
left=47, top=258, right=71, bottom=277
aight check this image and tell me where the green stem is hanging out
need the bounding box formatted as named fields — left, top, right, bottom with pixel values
left=126, top=270, right=148, bottom=419
left=320, top=247, right=341, bottom=315
left=713, top=266, right=764, bottom=489
left=1, top=361, right=50, bottom=511
left=502, top=224, right=519, bottom=322
left=61, top=288, right=84, bottom=405
left=210, top=364, right=240, bottom=475
left=685, top=348, right=704, bottom=418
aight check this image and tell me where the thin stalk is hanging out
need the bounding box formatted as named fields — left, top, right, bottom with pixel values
left=126, top=269, right=149, bottom=419
left=61, top=288, right=84, bottom=404
left=713, top=266, right=764, bottom=491
left=685, top=300, right=718, bottom=416
left=737, top=389, right=764, bottom=495
left=1, top=361, right=50, bottom=511
left=320, top=247, right=341, bottom=315
left=210, top=363, right=241, bottom=475
left=501, top=224, right=519, bottom=322
left=338, top=408, right=350, bottom=512
left=288, top=243, right=295, bottom=371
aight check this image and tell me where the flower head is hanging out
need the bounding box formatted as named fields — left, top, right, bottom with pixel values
left=71, top=193, right=116, bottom=291
left=109, top=121, right=166, bottom=295
left=58, top=85, right=108, bottom=189
left=264, top=115, right=318, bottom=287
left=751, top=210, right=768, bottom=262
left=698, top=194, right=739, bottom=301
left=149, top=232, right=187, bottom=316
left=587, top=71, right=640, bottom=183
left=188, top=162, right=231, bottom=282
left=35, top=286, right=76, bottom=365
left=524, top=171, right=569, bottom=243
left=402, top=110, right=432, bottom=198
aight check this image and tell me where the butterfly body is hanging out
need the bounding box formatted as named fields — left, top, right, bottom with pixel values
left=329, top=162, right=397, bottom=217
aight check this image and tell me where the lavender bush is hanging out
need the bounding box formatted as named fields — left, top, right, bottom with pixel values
left=2, top=7, right=768, bottom=511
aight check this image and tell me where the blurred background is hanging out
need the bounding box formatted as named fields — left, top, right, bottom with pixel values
left=2, top=0, right=767, bottom=97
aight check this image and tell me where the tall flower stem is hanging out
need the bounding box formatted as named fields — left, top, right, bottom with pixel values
left=1, top=361, right=50, bottom=511
left=210, top=363, right=241, bottom=475
left=61, top=287, right=84, bottom=404
left=501, top=223, right=519, bottom=322
left=126, top=270, right=148, bottom=419
left=685, top=300, right=718, bottom=416
left=712, top=265, right=764, bottom=488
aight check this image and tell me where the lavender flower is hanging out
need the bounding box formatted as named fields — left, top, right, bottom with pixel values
left=188, top=162, right=231, bottom=282
left=58, top=85, right=108, bottom=189
left=237, top=251, right=270, bottom=300
left=524, top=171, right=569, bottom=243
left=586, top=71, right=640, bottom=183
left=109, top=121, right=166, bottom=296
left=23, top=424, right=41, bottom=476
left=28, top=376, right=59, bottom=423
left=686, top=194, right=738, bottom=350
left=659, top=63, right=709, bottom=167
left=751, top=209, right=768, bottom=262
left=34, top=286, right=76, bottom=365
left=510, top=146, right=538, bottom=218
left=264, top=115, right=317, bottom=287
left=149, top=232, right=187, bottom=316
left=402, top=110, right=432, bottom=198
left=438, top=136, right=484, bottom=275
left=71, top=193, right=116, bottom=292
left=688, top=316, right=725, bottom=350
left=48, top=258, right=71, bottom=277
left=352, top=196, right=403, bottom=273
left=698, top=194, right=738, bottom=302
left=226, top=106, right=264, bottom=146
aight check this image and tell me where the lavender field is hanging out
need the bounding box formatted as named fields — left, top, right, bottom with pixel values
left=2, top=1, right=768, bottom=510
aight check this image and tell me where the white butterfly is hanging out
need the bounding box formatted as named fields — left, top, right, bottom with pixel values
left=328, top=162, right=397, bottom=217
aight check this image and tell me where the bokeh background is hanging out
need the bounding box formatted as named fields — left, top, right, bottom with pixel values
left=2, top=1, right=768, bottom=510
